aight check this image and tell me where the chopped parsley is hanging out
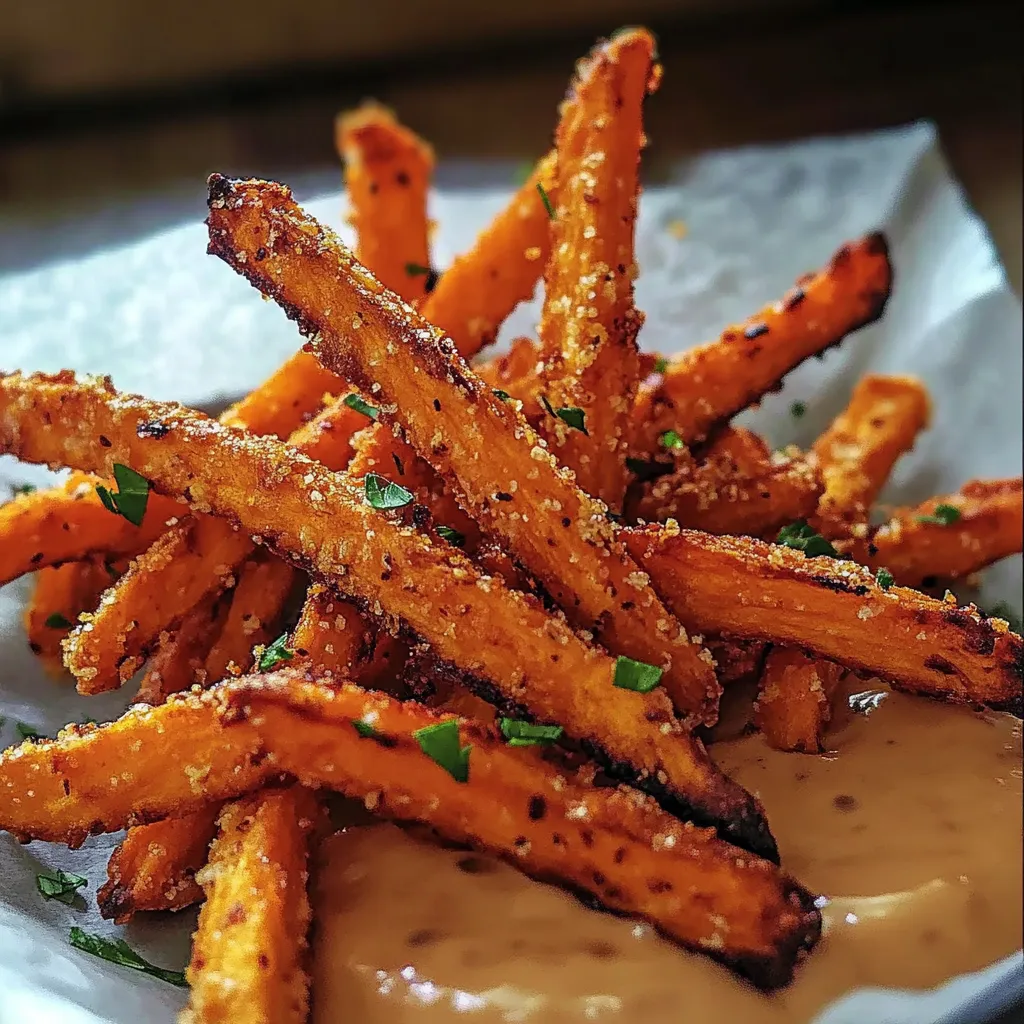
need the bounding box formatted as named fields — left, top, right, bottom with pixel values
left=68, top=928, right=187, bottom=987
left=499, top=719, right=564, bottom=747
left=536, top=183, right=556, bottom=219
left=652, top=356, right=669, bottom=375
left=352, top=719, right=382, bottom=740
left=540, top=396, right=588, bottom=435
left=37, top=869, right=88, bottom=905
left=436, top=525, right=465, bottom=547
left=875, top=568, right=895, bottom=591
left=95, top=464, right=150, bottom=527
left=365, top=473, right=414, bottom=510
left=916, top=503, right=962, bottom=527
left=790, top=401, right=807, bottom=418
left=776, top=521, right=839, bottom=558
left=413, top=720, right=471, bottom=783
left=492, top=389, right=511, bottom=402
left=44, top=612, right=74, bottom=630
left=659, top=429, right=685, bottom=450
left=343, top=393, right=379, bottom=420
left=12, top=483, right=36, bottom=496
left=16, top=722, right=43, bottom=740
left=258, top=633, right=294, bottom=672
left=613, top=656, right=663, bottom=693
left=405, top=263, right=440, bottom=292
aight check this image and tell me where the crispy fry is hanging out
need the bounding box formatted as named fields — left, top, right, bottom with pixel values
left=630, top=234, right=893, bottom=453
left=183, top=787, right=321, bottom=1024
left=753, top=648, right=846, bottom=753
left=0, top=692, right=270, bottom=846
left=814, top=374, right=931, bottom=535
left=24, top=558, right=119, bottom=672
left=221, top=673, right=819, bottom=988
left=0, top=372, right=774, bottom=856
left=205, top=176, right=721, bottom=726
left=336, top=103, right=434, bottom=301
left=707, top=636, right=769, bottom=688
left=0, top=472, right=177, bottom=585
left=534, top=30, right=654, bottom=505
left=624, top=525, right=1022, bottom=715
left=98, top=803, right=223, bottom=922
left=847, top=478, right=1024, bottom=587
left=134, top=591, right=230, bottom=705
left=420, top=152, right=556, bottom=357
left=476, top=336, right=542, bottom=407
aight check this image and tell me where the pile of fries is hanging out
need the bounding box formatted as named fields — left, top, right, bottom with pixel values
left=0, top=28, right=1021, bottom=1023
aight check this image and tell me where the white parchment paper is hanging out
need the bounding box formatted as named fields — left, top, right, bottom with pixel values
left=0, top=121, right=1021, bottom=1023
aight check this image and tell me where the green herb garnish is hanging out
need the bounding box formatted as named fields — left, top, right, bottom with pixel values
left=352, top=719, right=381, bottom=739
left=12, top=483, right=36, bottom=496
left=413, top=720, right=471, bottom=783
left=37, top=869, right=87, bottom=905
left=659, top=429, right=685, bottom=450
left=536, top=183, right=556, bottom=219
left=492, top=389, right=511, bottom=402
left=915, top=503, right=962, bottom=527
left=95, top=464, right=150, bottom=527
left=68, top=928, right=187, bottom=987
left=875, top=568, right=895, bottom=591
left=499, top=719, right=564, bottom=747
left=652, top=356, right=669, bottom=375
left=365, top=473, right=414, bottom=511
left=436, top=525, right=465, bottom=547
left=258, top=633, right=295, bottom=672
left=343, top=393, right=379, bottom=420
left=44, top=612, right=74, bottom=630
left=790, top=401, right=807, bottom=418
left=612, top=656, right=663, bottom=693
left=540, top=396, right=588, bottom=435
left=16, top=722, right=43, bottom=740
left=776, top=521, right=839, bottom=558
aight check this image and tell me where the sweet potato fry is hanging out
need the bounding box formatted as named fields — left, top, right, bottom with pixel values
left=0, top=372, right=774, bottom=856
left=24, top=558, right=119, bottom=672
left=98, top=803, right=223, bottom=922
left=753, top=648, right=846, bottom=753
left=476, top=336, right=542, bottom=406
left=846, top=478, right=1024, bottom=588
left=813, top=374, right=931, bottom=535
left=134, top=591, right=230, bottom=705
left=630, top=234, right=893, bottom=454
left=534, top=30, right=654, bottom=505
left=624, top=524, right=1022, bottom=715
left=0, top=692, right=270, bottom=846
left=336, top=102, right=434, bottom=301
left=0, top=472, right=177, bottom=586
left=184, top=787, right=322, bottom=1024
left=221, top=673, right=819, bottom=988
left=707, top=636, right=769, bottom=688
left=205, top=176, right=721, bottom=726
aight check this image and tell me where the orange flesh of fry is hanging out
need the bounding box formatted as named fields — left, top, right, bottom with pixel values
left=0, top=472, right=179, bottom=586
left=98, top=803, right=223, bottom=922
left=813, top=373, right=931, bottom=535
left=0, top=371, right=774, bottom=856
left=535, top=30, right=654, bottom=506
left=630, top=234, right=893, bottom=453
left=336, top=103, right=434, bottom=300
left=204, top=176, right=721, bottom=727
left=624, top=525, right=1022, bottom=715
left=753, top=647, right=846, bottom=753
left=184, top=787, right=321, bottom=1024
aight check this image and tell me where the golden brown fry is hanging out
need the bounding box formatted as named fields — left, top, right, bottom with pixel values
left=707, top=636, right=769, bottom=688
left=420, top=152, right=556, bottom=357
left=0, top=472, right=177, bottom=586
left=98, top=803, right=223, bottom=922
left=337, top=102, right=434, bottom=301
left=221, top=673, right=819, bottom=988
left=630, top=234, right=893, bottom=454
left=183, top=787, right=322, bottom=1024
left=753, top=648, right=846, bottom=753
left=814, top=374, right=931, bottom=535
left=0, top=692, right=270, bottom=847
left=535, top=30, right=654, bottom=505
left=624, top=524, right=1022, bottom=715
left=205, top=176, right=721, bottom=726
left=846, top=478, right=1024, bottom=588
left=134, top=591, right=230, bottom=705
left=24, top=558, right=119, bottom=672
left=0, top=372, right=773, bottom=856
left=476, top=336, right=542, bottom=405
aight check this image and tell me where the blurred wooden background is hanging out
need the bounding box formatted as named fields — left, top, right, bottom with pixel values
left=0, top=0, right=1020, bottom=290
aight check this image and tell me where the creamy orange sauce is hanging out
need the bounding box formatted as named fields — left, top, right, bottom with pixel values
left=309, top=678, right=1022, bottom=1022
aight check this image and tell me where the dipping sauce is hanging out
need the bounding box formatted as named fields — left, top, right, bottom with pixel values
left=310, top=677, right=1022, bottom=1022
